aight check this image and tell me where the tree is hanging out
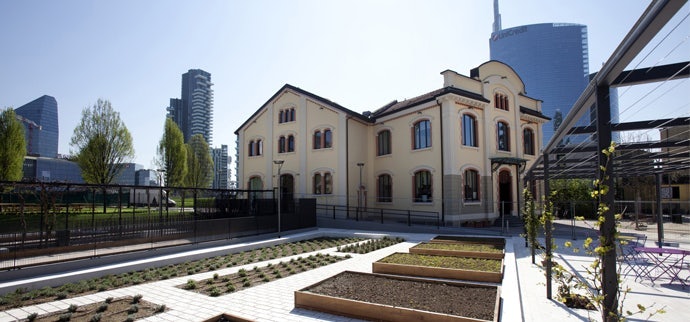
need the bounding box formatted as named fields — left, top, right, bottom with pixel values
left=0, top=108, right=27, bottom=181
left=185, top=134, right=214, bottom=188
left=156, top=118, right=187, bottom=187
left=70, top=99, right=134, bottom=184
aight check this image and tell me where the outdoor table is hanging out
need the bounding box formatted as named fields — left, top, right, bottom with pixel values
left=634, top=247, right=689, bottom=287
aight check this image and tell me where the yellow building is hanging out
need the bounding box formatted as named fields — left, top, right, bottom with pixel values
left=235, top=61, right=549, bottom=226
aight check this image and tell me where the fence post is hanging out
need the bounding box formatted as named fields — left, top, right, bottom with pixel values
left=407, top=210, right=411, bottom=226
left=380, top=209, right=384, bottom=224
left=332, top=205, right=335, bottom=219
left=356, top=206, right=359, bottom=221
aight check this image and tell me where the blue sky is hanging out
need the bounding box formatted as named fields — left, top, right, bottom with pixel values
left=1, top=0, right=687, bottom=170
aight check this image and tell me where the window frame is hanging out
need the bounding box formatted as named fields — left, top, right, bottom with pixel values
left=497, top=121, right=510, bottom=152
left=461, top=114, right=478, bottom=147
left=464, top=169, right=480, bottom=202
left=312, top=171, right=333, bottom=195
left=413, top=170, right=432, bottom=203
left=377, top=130, right=391, bottom=156
left=523, top=128, right=535, bottom=155
left=377, top=174, right=392, bottom=202
left=412, top=119, right=431, bottom=150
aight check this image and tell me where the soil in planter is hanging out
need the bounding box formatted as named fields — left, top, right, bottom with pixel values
left=563, top=294, right=596, bottom=310
left=304, top=271, right=497, bottom=321
left=431, top=236, right=505, bottom=246
left=25, top=296, right=165, bottom=322
left=413, top=242, right=503, bottom=253
left=379, top=253, right=502, bottom=272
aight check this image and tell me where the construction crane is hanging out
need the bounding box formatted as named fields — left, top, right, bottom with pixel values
left=14, top=114, right=42, bottom=155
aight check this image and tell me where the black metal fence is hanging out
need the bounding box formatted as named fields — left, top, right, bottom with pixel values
left=316, top=204, right=441, bottom=228
left=0, top=181, right=316, bottom=270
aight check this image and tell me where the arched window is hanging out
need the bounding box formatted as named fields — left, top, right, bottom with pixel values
left=289, top=108, right=295, bottom=122
left=377, top=130, right=391, bottom=156
left=323, top=129, right=332, bottom=148
left=497, top=121, right=510, bottom=151
left=414, top=170, right=432, bottom=202
left=278, top=136, right=286, bottom=153
left=494, top=93, right=509, bottom=111
left=523, top=128, right=535, bottom=155
left=464, top=169, right=480, bottom=201
left=377, top=174, right=392, bottom=202
left=462, top=114, right=478, bottom=147
left=248, top=141, right=255, bottom=156
left=256, top=139, right=263, bottom=155
left=413, top=120, right=431, bottom=150
left=313, top=128, right=333, bottom=150
left=278, top=110, right=284, bottom=123
left=287, top=135, right=295, bottom=152
left=313, top=131, right=322, bottom=149
left=248, top=176, right=263, bottom=200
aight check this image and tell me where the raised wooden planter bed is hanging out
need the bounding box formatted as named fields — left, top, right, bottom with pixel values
left=373, top=253, right=503, bottom=283
left=430, top=235, right=506, bottom=247
left=410, top=242, right=504, bottom=259
left=202, top=313, right=254, bottom=322
left=295, top=271, right=500, bottom=322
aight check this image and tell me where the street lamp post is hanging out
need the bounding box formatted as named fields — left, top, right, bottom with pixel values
left=357, top=163, right=364, bottom=218
left=273, top=160, right=284, bottom=237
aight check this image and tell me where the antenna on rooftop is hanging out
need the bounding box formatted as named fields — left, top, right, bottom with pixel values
left=493, top=0, right=502, bottom=33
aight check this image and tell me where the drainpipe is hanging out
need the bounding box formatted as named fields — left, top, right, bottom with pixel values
left=346, top=117, right=349, bottom=215
left=437, top=100, right=445, bottom=225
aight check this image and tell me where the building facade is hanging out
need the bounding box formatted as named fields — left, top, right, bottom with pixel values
left=235, top=61, right=549, bottom=225
left=212, top=145, right=230, bottom=189
left=14, top=95, right=59, bottom=158
left=167, top=69, right=214, bottom=144
left=489, top=0, right=599, bottom=146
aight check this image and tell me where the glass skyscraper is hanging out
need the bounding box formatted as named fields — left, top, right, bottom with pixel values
left=167, top=69, right=214, bottom=144
left=14, top=95, right=59, bottom=157
left=212, top=144, right=229, bottom=189
left=490, top=22, right=590, bottom=146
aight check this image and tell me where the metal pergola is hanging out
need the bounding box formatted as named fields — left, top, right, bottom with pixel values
left=523, top=0, right=689, bottom=310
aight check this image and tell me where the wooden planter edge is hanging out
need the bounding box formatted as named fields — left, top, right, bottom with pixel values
left=373, top=257, right=504, bottom=283
left=409, top=246, right=505, bottom=259
left=295, top=271, right=500, bottom=322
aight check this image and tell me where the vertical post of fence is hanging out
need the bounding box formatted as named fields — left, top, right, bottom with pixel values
left=65, top=185, right=70, bottom=231
left=118, top=186, right=123, bottom=238
left=381, top=209, right=384, bottom=224
left=408, top=210, right=411, bottom=226
left=332, top=205, right=335, bottom=219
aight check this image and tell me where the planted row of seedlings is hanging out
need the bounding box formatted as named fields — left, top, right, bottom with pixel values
left=0, top=237, right=364, bottom=311
left=296, top=235, right=507, bottom=322
left=335, top=236, right=405, bottom=254
left=24, top=295, right=166, bottom=322
left=181, top=253, right=350, bottom=296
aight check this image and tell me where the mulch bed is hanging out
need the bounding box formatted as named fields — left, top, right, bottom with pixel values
left=303, top=271, right=497, bottom=321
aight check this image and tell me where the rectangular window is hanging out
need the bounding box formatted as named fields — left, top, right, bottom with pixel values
left=313, top=173, right=322, bottom=194
left=324, top=129, right=332, bottom=148
left=462, top=114, right=477, bottom=147
left=413, top=120, right=431, bottom=150
left=377, top=130, right=391, bottom=155
left=464, top=170, right=479, bottom=201
left=313, top=131, right=322, bottom=149
left=497, top=122, right=510, bottom=151
left=414, top=171, right=432, bottom=202
left=377, top=174, right=392, bottom=202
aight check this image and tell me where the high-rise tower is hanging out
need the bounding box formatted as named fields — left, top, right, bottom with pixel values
left=489, top=1, right=593, bottom=146
left=14, top=95, right=59, bottom=157
left=167, top=69, right=214, bottom=144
